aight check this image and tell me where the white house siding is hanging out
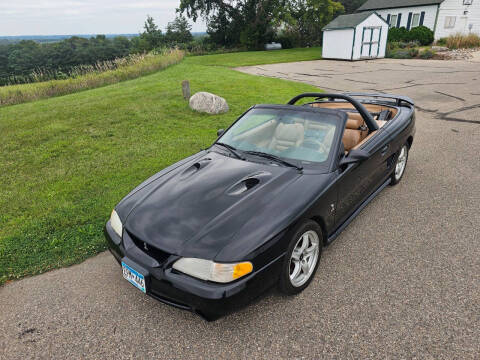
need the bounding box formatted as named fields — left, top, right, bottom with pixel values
left=352, top=15, right=389, bottom=59
left=435, top=0, right=480, bottom=39
left=322, top=29, right=355, bottom=60
left=374, top=5, right=439, bottom=31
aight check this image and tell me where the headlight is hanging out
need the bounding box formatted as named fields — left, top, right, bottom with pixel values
left=110, top=209, right=123, bottom=238
left=172, top=258, right=253, bottom=283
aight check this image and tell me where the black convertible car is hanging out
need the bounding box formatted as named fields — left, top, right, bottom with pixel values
left=105, top=92, right=415, bottom=320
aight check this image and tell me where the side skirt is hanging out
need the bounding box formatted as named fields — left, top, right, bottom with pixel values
left=327, top=177, right=391, bottom=245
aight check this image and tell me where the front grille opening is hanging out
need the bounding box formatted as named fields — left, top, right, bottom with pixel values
left=127, top=230, right=170, bottom=263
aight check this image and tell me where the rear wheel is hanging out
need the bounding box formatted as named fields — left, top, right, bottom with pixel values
left=278, top=220, right=322, bottom=295
left=390, top=144, right=408, bottom=185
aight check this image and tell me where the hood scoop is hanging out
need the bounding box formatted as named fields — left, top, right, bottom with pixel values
left=179, top=158, right=211, bottom=180
left=226, top=171, right=271, bottom=196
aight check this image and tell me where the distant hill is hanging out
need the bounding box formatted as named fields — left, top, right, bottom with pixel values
left=0, top=34, right=139, bottom=44
left=0, top=32, right=207, bottom=44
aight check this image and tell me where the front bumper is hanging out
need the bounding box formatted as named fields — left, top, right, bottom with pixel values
left=104, top=221, right=283, bottom=321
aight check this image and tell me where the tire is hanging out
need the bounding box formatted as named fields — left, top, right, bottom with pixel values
left=390, top=144, right=409, bottom=185
left=278, top=220, right=322, bottom=295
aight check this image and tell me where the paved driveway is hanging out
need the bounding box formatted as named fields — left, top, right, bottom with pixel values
left=1, top=58, right=479, bottom=359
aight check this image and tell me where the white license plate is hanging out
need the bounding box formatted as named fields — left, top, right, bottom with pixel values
left=122, top=262, right=146, bottom=293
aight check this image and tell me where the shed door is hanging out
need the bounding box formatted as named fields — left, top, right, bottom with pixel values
left=361, top=26, right=382, bottom=58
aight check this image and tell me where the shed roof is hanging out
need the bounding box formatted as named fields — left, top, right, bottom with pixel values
left=323, top=11, right=383, bottom=30
left=357, top=0, right=444, bottom=11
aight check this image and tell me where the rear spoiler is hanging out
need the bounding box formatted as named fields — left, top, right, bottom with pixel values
left=343, top=92, right=415, bottom=106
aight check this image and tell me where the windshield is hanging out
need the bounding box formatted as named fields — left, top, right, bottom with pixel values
left=217, top=107, right=339, bottom=164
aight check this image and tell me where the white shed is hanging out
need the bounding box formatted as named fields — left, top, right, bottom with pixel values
left=322, top=11, right=389, bottom=60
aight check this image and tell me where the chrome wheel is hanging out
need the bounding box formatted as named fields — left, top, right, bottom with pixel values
left=289, top=230, right=320, bottom=287
left=394, top=145, right=408, bottom=181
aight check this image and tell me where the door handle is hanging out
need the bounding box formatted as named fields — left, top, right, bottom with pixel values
left=381, top=144, right=389, bottom=156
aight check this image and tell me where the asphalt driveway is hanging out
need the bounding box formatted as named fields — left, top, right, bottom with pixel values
left=1, top=57, right=479, bottom=359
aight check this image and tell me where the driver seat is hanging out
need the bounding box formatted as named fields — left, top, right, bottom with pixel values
left=268, top=123, right=305, bottom=152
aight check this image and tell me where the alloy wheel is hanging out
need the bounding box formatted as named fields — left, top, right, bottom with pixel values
left=289, top=230, right=320, bottom=287
left=395, top=145, right=408, bottom=181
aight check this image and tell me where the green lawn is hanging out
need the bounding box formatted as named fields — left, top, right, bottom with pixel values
left=188, top=47, right=322, bottom=67
left=0, top=48, right=321, bottom=284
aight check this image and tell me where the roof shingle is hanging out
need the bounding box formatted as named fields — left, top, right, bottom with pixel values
left=323, top=11, right=382, bottom=30
left=357, top=0, right=444, bottom=11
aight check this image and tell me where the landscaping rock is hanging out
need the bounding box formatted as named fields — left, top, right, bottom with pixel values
left=431, top=46, right=449, bottom=52
left=439, top=47, right=480, bottom=60
left=189, top=92, right=229, bottom=114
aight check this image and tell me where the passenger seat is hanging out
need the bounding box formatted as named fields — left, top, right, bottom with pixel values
left=342, top=113, right=368, bottom=151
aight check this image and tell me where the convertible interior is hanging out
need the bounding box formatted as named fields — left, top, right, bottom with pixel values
left=230, top=102, right=398, bottom=161
left=310, top=102, right=398, bottom=151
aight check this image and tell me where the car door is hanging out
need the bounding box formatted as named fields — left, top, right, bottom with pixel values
left=334, top=129, right=391, bottom=226
left=334, top=154, right=375, bottom=226
left=360, top=128, right=395, bottom=191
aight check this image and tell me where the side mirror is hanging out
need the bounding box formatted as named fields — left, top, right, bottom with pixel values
left=217, top=129, right=225, bottom=137
left=339, top=148, right=370, bottom=167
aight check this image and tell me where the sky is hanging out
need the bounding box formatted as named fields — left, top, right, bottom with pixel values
left=0, top=0, right=206, bottom=36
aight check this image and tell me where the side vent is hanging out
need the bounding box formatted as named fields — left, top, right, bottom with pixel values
left=180, top=158, right=211, bottom=179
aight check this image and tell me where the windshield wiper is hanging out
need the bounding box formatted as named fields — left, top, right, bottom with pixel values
left=215, top=142, right=245, bottom=160
left=244, top=151, right=303, bottom=171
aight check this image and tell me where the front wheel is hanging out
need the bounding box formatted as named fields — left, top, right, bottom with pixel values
left=278, top=220, right=322, bottom=295
left=390, top=144, right=409, bottom=185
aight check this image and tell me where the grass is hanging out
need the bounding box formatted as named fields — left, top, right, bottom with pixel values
left=0, top=50, right=184, bottom=107
left=0, top=48, right=321, bottom=284
left=443, top=33, right=480, bottom=49
left=188, top=47, right=322, bottom=67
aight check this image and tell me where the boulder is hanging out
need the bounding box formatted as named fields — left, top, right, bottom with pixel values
left=189, top=92, right=229, bottom=114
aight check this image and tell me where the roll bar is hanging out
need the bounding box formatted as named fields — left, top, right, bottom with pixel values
left=287, top=93, right=379, bottom=132
left=344, top=92, right=414, bottom=106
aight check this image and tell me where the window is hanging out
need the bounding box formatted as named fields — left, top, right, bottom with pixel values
left=218, top=107, right=339, bottom=164
left=390, top=14, right=398, bottom=28
left=444, top=16, right=456, bottom=29
left=412, top=13, right=421, bottom=28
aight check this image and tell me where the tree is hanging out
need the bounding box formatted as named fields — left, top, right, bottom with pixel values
left=179, top=0, right=285, bottom=49
left=281, top=0, right=344, bottom=47
left=136, top=15, right=165, bottom=51
left=337, top=0, right=367, bottom=14
left=205, top=5, right=243, bottom=47
left=165, top=15, right=193, bottom=45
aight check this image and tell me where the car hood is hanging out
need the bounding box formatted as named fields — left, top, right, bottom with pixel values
left=121, top=151, right=307, bottom=259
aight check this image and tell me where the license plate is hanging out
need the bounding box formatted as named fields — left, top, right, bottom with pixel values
left=122, top=262, right=146, bottom=293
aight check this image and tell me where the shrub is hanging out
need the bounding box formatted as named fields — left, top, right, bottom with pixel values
left=407, top=26, right=434, bottom=45
left=275, top=31, right=301, bottom=49
left=405, top=40, right=420, bottom=48
left=436, top=37, right=447, bottom=46
left=445, top=33, right=480, bottom=49
left=408, top=47, right=419, bottom=57
left=388, top=26, right=434, bottom=45
left=388, top=49, right=412, bottom=59
left=420, top=49, right=435, bottom=59
left=276, top=35, right=294, bottom=49
left=388, top=27, right=409, bottom=42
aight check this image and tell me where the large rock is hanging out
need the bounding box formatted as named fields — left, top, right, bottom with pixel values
left=189, top=92, right=229, bottom=114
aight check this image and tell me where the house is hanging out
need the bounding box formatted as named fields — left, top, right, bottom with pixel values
left=357, top=0, right=480, bottom=40
left=322, top=12, right=389, bottom=60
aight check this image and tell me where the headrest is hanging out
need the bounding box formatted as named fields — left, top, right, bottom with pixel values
left=275, top=123, right=304, bottom=142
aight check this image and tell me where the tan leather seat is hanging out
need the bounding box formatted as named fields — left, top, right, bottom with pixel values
left=343, top=129, right=363, bottom=151
left=269, top=123, right=304, bottom=152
